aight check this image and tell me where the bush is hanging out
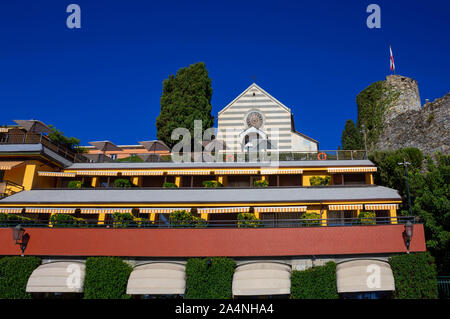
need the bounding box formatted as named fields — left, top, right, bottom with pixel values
left=50, top=214, right=87, bottom=228
left=113, top=178, right=132, bottom=188
left=291, top=261, right=338, bottom=299
left=185, top=257, right=235, bottom=299
left=112, top=212, right=139, bottom=228
left=68, top=180, right=91, bottom=189
left=309, top=176, right=330, bottom=186
left=389, top=252, right=438, bottom=299
left=163, top=182, right=178, bottom=188
left=300, top=212, right=321, bottom=227
left=237, top=213, right=262, bottom=228
left=0, top=256, right=41, bottom=299
left=83, top=257, right=132, bottom=299
left=354, top=211, right=376, bottom=225
left=202, top=180, right=223, bottom=188
left=0, top=213, right=36, bottom=226
left=253, top=179, right=269, bottom=187
left=169, top=210, right=206, bottom=228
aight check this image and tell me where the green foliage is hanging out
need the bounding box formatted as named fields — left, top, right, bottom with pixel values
left=341, top=119, right=363, bottom=150
left=185, top=257, right=235, bottom=299
left=300, top=212, right=321, bottom=227
left=50, top=214, right=87, bottom=228
left=309, top=176, right=330, bottom=186
left=291, top=262, right=338, bottom=299
left=202, top=180, right=223, bottom=188
left=389, top=252, right=438, bottom=299
left=0, top=256, right=41, bottom=299
left=113, top=178, right=132, bottom=188
left=0, top=213, right=35, bottom=226
left=83, top=257, right=132, bottom=299
left=112, top=212, right=141, bottom=228
left=156, top=62, right=214, bottom=148
left=116, top=156, right=144, bottom=163
left=237, top=213, right=262, bottom=228
left=163, top=182, right=178, bottom=188
left=355, top=211, right=376, bottom=225
left=169, top=210, right=206, bottom=228
left=67, top=180, right=91, bottom=189
left=356, top=81, right=399, bottom=150
left=253, top=179, right=269, bottom=187
left=47, top=125, right=81, bottom=150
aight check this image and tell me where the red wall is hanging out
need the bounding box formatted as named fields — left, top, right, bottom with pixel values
left=0, top=224, right=426, bottom=257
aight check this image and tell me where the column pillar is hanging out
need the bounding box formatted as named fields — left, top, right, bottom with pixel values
left=22, top=164, right=37, bottom=190
left=132, top=177, right=142, bottom=187
left=321, top=209, right=328, bottom=226
left=200, top=213, right=209, bottom=221
left=149, top=213, right=157, bottom=223
left=365, top=173, right=374, bottom=185
left=49, top=212, right=56, bottom=228
left=217, top=176, right=227, bottom=187
left=389, top=208, right=398, bottom=224
left=98, top=213, right=106, bottom=225
left=91, top=177, right=99, bottom=188
left=175, top=176, right=182, bottom=187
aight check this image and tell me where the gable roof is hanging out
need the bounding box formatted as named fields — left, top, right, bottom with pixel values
left=218, top=83, right=291, bottom=116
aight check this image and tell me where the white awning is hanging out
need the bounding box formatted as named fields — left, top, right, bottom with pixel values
left=126, top=263, right=186, bottom=295
left=336, top=260, right=395, bottom=293
left=25, top=208, right=76, bottom=214
left=197, top=207, right=250, bottom=214
left=26, top=261, right=85, bottom=293
left=72, top=170, right=118, bottom=176
left=38, top=171, right=76, bottom=177
left=254, top=206, right=307, bottom=213
left=328, top=204, right=363, bottom=211
left=260, top=168, right=303, bottom=175
left=139, top=208, right=191, bottom=214
left=79, top=208, right=132, bottom=214
left=0, top=161, right=25, bottom=170
left=167, top=170, right=211, bottom=175
left=365, top=204, right=399, bottom=210
left=0, top=208, right=23, bottom=214
left=121, top=170, right=164, bottom=176
left=328, top=167, right=377, bottom=173
left=232, top=263, right=291, bottom=296
left=214, top=169, right=259, bottom=175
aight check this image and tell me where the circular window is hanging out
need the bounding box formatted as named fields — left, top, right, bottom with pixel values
left=246, top=111, right=263, bottom=128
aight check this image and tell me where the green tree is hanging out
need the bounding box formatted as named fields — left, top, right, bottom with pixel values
left=156, top=62, right=214, bottom=148
left=47, top=125, right=81, bottom=150
left=341, top=119, right=363, bottom=150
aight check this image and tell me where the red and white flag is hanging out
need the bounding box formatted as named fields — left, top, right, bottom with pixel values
left=390, top=44, right=395, bottom=73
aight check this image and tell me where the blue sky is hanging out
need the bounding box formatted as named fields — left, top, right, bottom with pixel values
left=0, top=0, right=449, bottom=149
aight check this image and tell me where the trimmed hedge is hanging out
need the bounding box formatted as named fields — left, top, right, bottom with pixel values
left=237, top=213, right=262, bottom=228
left=0, top=256, right=41, bottom=299
left=163, top=182, right=178, bottom=188
left=291, top=262, right=338, bottom=299
left=300, top=212, right=321, bottom=227
left=309, top=176, right=331, bottom=186
left=83, top=257, right=132, bottom=299
left=169, top=210, right=206, bottom=228
left=202, top=180, right=223, bottom=188
left=389, top=252, right=438, bottom=299
left=50, top=213, right=87, bottom=227
left=185, top=257, right=235, bottom=299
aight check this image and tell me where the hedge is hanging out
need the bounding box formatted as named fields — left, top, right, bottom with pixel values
left=0, top=256, right=41, bottom=299
left=291, top=262, right=338, bottom=299
left=169, top=210, right=206, bottom=228
left=50, top=213, right=87, bottom=227
left=0, top=213, right=36, bottom=226
left=83, top=257, right=133, bottom=299
left=309, top=176, right=331, bottom=186
left=389, top=252, right=438, bottom=299
left=185, top=257, right=235, bottom=299
left=237, top=213, right=262, bottom=228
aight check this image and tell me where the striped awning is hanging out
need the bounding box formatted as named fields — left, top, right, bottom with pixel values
left=0, top=161, right=24, bottom=170
left=0, top=208, right=23, bottom=214
left=365, top=204, right=399, bottom=210
left=260, top=168, right=303, bottom=175
left=197, top=207, right=250, bottom=214
left=214, top=169, right=259, bottom=175
left=0, top=128, right=9, bottom=133
left=38, top=171, right=76, bottom=177
left=139, top=208, right=191, bottom=214
left=328, top=204, right=363, bottom=211
left=79, top=208, right=132, bottom=214
left=166, top=170, right=211, bottom=175
left=25, top=208, right=76, bottom=214
left=327, top=167, right=377, bottom=173
left=254, top=206, right=307, bottom=213
left=72, top=170, right=118, bottom=176
left=121, top=170, right=164, bottom=176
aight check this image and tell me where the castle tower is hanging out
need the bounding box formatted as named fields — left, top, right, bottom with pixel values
left=384, top=75, right=421, bottom=122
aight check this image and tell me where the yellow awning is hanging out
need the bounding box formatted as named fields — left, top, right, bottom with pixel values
left=0, top=161, right=25, bottom=170
left=260, top=168, right=303, bottom=175
left=166, top=170, right=211, bottom=175
left=139, top=208, right=191, bottom=214
left=328, top=204, right=363, bottom=211
left=0, top=208, right=23, bottom=214
left=38, top=171, right=76, bottom=177
left=327, top=167, right=377, bottom=173
left=79, top=208, right=132, bottom=214
left=365, top=204, right=399, bottom=210
left=0, top=128, right=9, bottom=133
left=121, top=170, right=164, bottom=176
left=254, top=206, right=307, bottom=213
left=25, top=208, right=76, bottom=214
left=197, top=207, right=250, bottom=214
left=214, top=169, right=259, bottom=175
left=72, top=170, right=118, bottom=176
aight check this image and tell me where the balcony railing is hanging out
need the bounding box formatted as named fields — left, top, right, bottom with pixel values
left=0, top=180, right=25, bottom=198
left=0, top=132, right=88, bottom=163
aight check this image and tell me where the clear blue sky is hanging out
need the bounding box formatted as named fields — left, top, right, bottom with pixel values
left=1, top=0, right=449, bottom=149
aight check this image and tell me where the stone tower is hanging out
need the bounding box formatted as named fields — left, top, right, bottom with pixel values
left=383, top=75, right=421, bottom=122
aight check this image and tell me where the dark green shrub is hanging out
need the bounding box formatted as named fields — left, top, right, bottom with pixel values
left=202, top=180, right=223, bottom=188
left=0, top=256, right=41, bottom=299
left=113, top=178, right=132, bottom=188
left=309, top=176, right=330, bottom=186
left=185, top=257, right=235, bottom=299
left=237, top=213, right=262, bottom=228
left=253, top=179, right=269, bottom=187
left=169, top=210, right=206, bottom=228
left=163, top=182, right=178, bottom=188
left=116, top=155, right=144, bottom=162
left=0, top=213, right=36, bottom=226
left=112, top=212, right=135, bottom=228
left=50, top=214, right=87, bottom=228
left=68, top=180, right=91, bottom=189
left=389, top=252, right=438, bottom=299
left=291, top=262, right=338, bottom=299
left=300, top=212, right=321, bottom=227
left=354, top=211, right=376, bottom=225
left=83, top=257, right=132, bottom=299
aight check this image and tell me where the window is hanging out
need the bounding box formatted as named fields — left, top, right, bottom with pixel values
left=110, top=154, right=117, bottom=160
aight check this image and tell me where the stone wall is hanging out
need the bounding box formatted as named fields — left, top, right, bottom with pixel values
left=384, top=75, right=421, bottom=123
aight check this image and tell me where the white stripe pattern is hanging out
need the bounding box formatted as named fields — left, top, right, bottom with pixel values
left=25, top=208, right=76, bottom=214
left=327, top=167, right=377, bottom=173
left=328, top=204, right=363, bottom=211
left=38, top=171, right=76, bottom=177
left=197, top=207, right=250, bottom=214
left=73, top=171, right=118, bottom=176
left=138, top=208, right=191, bottom=214
left=167, top=170, right=211, bottom=175
left=79, top=208, right=132, bottom=214
left=254, top=206, right=307, bottom=213
left=260, top=168, right=303, bottom=175
left=121, top=170, right=164, bottom=176
left=214, top=169, right=259, bottom=175
left=365, top=204, right=399, bottom=210
left=0, top=208, right=22, bottom=214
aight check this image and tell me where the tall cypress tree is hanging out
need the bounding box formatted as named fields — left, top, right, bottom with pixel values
left=156, top=62, right=214, bottom=148
left=341, top=119, right=363, bottom=150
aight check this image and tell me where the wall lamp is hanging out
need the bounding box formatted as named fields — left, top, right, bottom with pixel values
left=403, top=220, right=414, bottom=253
left=12, top=224, right=29, bottom=256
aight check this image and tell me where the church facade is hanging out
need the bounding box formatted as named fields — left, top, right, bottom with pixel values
left=216, top=83, right=318, bottom=153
